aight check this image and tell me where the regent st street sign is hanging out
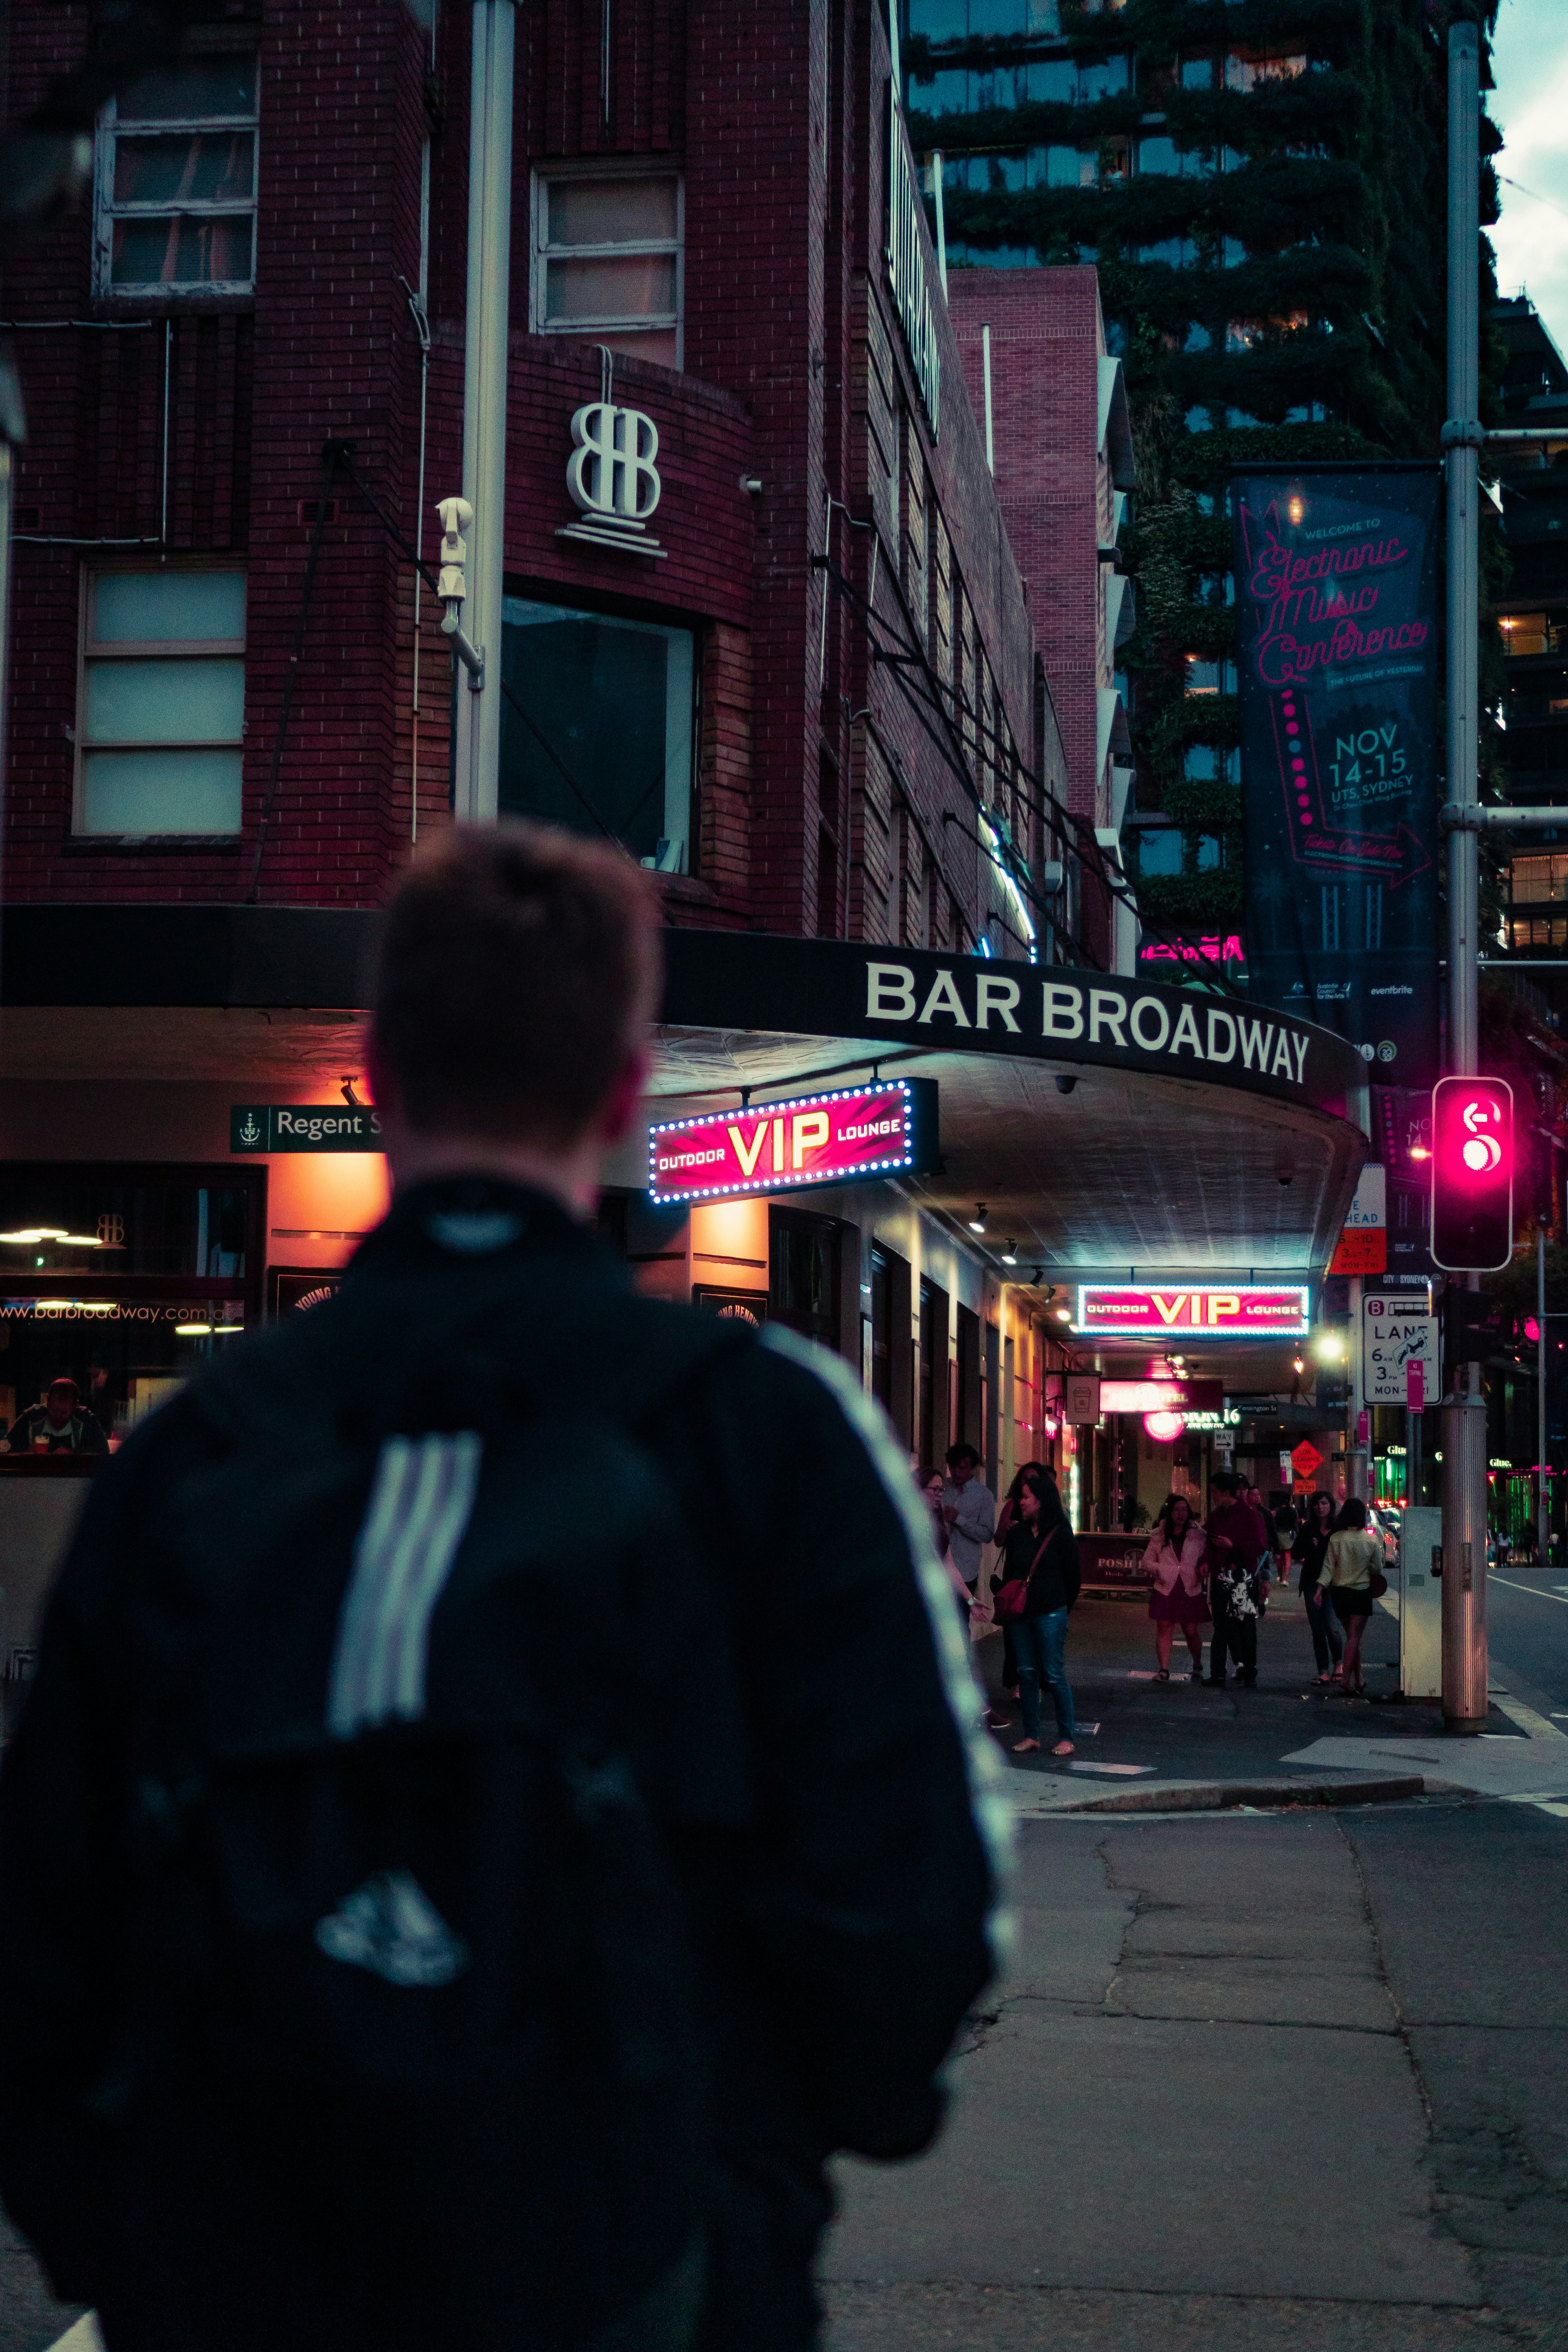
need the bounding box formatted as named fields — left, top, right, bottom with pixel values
left=648, top=1078, right=939, bottom=1205
left=657, top=933, right=1366, bottom=1120
left=231, top=1105, right=383, bottom=1152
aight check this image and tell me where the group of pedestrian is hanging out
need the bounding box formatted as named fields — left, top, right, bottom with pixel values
left=1139, top=1474, right=1383, bottom=1693
left=917, top=1448, right=1080, bottom=1759
left=1290, top=1491, right=1383, bottom=1694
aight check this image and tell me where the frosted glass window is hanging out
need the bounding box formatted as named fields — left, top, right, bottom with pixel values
left=79, top=572, right=245, bottom=836
left=86, top=657, right=244, bottom=743
left=95, top=52, right=257, bottom=294
left=534, top=171, right=682, bottom=369
left=82, top=751, right=243, bottom=835
left=93, top=570, right=244, bottom=642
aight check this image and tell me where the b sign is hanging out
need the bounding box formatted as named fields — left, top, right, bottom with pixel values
left=648, top=1078, right=937, bottom=1204
left=559, top=401, right=666, bottom=558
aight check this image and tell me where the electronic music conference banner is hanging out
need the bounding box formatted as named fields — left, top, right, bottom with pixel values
left=1234, top=469, right=1441, bottom=1089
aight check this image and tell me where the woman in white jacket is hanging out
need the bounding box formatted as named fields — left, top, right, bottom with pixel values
left=1141, top=1493, right=1210, bottom=1682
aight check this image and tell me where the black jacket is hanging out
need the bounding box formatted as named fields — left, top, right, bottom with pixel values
left=0, top=1181, right=1004, bottom=2352
left=1291, top=1524, right=1333, bottom=1592
left=998, top=1515, right=1082, bottom=1616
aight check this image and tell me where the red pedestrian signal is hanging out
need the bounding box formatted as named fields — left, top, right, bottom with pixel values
left=1431, top=1076, right=1515, bottom=1272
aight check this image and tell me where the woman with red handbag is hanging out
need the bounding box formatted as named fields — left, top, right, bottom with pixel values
left=993, top=1468, right=1081, bottom=1756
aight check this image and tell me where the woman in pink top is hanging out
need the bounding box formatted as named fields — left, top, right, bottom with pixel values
left=1141, top=1493, right=1210, bottom=1682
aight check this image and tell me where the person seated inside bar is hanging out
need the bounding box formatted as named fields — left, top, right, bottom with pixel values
left=0, top=1378, right=108, bottom=1457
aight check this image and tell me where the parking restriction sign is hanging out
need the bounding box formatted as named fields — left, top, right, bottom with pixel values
left=1363, top=1296, right=1438, bottom=1406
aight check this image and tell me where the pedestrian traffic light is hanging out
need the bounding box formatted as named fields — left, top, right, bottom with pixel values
left=1431, top=1076, right=1514, bottom=1272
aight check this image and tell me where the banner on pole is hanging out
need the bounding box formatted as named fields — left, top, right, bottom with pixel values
left=1234, top=469, right=1441, bottom=1089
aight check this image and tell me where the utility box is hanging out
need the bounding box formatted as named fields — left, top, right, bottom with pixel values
left=1399, top=1505, right=1443, bottom=1700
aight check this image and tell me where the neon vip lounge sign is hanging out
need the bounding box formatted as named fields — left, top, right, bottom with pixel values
left=649, top=1079, right=936, bottom=1205
left=1076, top=1285, right=1312, bottom=1339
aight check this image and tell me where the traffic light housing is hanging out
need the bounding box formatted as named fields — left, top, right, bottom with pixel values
left=1431, top=1076, right=1515, bottom=1272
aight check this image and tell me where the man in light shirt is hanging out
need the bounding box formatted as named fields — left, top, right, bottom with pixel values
left=942, top=1443, right=996, bottom=1599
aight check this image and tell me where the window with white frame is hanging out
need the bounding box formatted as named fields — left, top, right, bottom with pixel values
left=94, top=51, right=258, bottom=296
left=532, top=169, right=683, bottom=368
left=78, top=572, right=246, bottom=835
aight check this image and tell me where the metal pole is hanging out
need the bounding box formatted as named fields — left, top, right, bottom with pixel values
left=454, top=0, right=515, bottom=824
left=1347, top=1272, right=1368, bottom=1500
left=1441, top=17, right=1488, bottom=1732
left=1541, top=1225, right=1550, bottom=1568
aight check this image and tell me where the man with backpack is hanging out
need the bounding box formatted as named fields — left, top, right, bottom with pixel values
left=0, top=824, right=1007, bottom=2352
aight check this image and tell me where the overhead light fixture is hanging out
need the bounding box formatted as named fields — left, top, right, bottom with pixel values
left=175, top=1322, right=213, bottom=1337
left=341, top=1078, right=362, bottom=1107
left=32, top=1299, right=76, bottom=1312
left=60, top=1234, right=105, bottom=1249
left=1054, top=1305, right=1072, bottom=1321
left=967, top=1203, right=988, bottom=1234
left=212, top=1322, right=244, bottom=1334
left=0, top=1227, right=67, bottom=1245
left=1000, top=1240, right=1018, bottom=1265
left=1314, top=1331, right=1345, bottom=1363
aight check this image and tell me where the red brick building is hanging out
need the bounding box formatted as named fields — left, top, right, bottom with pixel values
left=948, top=264, right=1136, bottom=965
left=0, top=0, right=1367, bottom=1601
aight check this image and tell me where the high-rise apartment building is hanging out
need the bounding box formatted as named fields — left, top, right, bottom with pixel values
left=902, top=0, right=1487, bottom=945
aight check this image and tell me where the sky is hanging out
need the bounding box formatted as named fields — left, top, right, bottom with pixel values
left=1490, top=0, right=1568, bottom=359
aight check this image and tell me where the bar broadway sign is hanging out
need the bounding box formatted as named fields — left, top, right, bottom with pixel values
left=1075, top=1285, right=1311, bottom=1339
left=648, top=1079, right=938, bottom=1205
left=657, top=933, right=1367, bottom=1120
left=866, top=964, right=1314, bottom=1086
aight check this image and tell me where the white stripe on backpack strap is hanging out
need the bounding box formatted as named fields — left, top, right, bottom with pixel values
left=760, top=1327, right=1014, bottom=1970
left=328, top=1432, right=484, bottom=1739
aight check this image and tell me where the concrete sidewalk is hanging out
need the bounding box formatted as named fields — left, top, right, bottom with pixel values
left=820, top=1799, right=1568, bottom=2350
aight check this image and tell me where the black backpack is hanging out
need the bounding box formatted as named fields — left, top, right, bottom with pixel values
left=119, top=1263, right=749, bottom=2350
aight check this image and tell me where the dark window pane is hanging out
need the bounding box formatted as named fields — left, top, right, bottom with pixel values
left=114, top=131, right=254, bottom=205
left=907, top=0, right=967, bottom=35
left=499, top=603, right=692, bottom=860
left=111, top=212, right=253, bottom=285
left=119, top=53, right=258, bottom=120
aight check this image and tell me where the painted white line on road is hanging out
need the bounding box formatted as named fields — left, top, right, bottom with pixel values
left=1490, top=1690, right=1568, bottom=1742
left=45, top=2320, right=102, bottom=2352
left=1492, top=1573, right=1568, bottom=1608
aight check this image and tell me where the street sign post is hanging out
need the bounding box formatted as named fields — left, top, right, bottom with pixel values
left=1440, top=19, right=1489, bottom=1734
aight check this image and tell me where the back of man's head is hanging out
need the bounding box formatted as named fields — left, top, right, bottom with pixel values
left=371, top=824, right=661, bottom=1151
left=1211, top=1469, right=1239, bottom=1498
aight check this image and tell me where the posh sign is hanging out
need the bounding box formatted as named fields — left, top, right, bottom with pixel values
left=648, top=1078, right=936, bottom=1205
left=1075, top=1284, right=1311, bottom=1339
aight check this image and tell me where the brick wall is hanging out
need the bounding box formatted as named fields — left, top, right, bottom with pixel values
left=3, top=0, right=1045, bottom=963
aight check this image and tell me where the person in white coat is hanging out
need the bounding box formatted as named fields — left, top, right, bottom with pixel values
left=1141, top=1493, right=1210, bottom=1682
